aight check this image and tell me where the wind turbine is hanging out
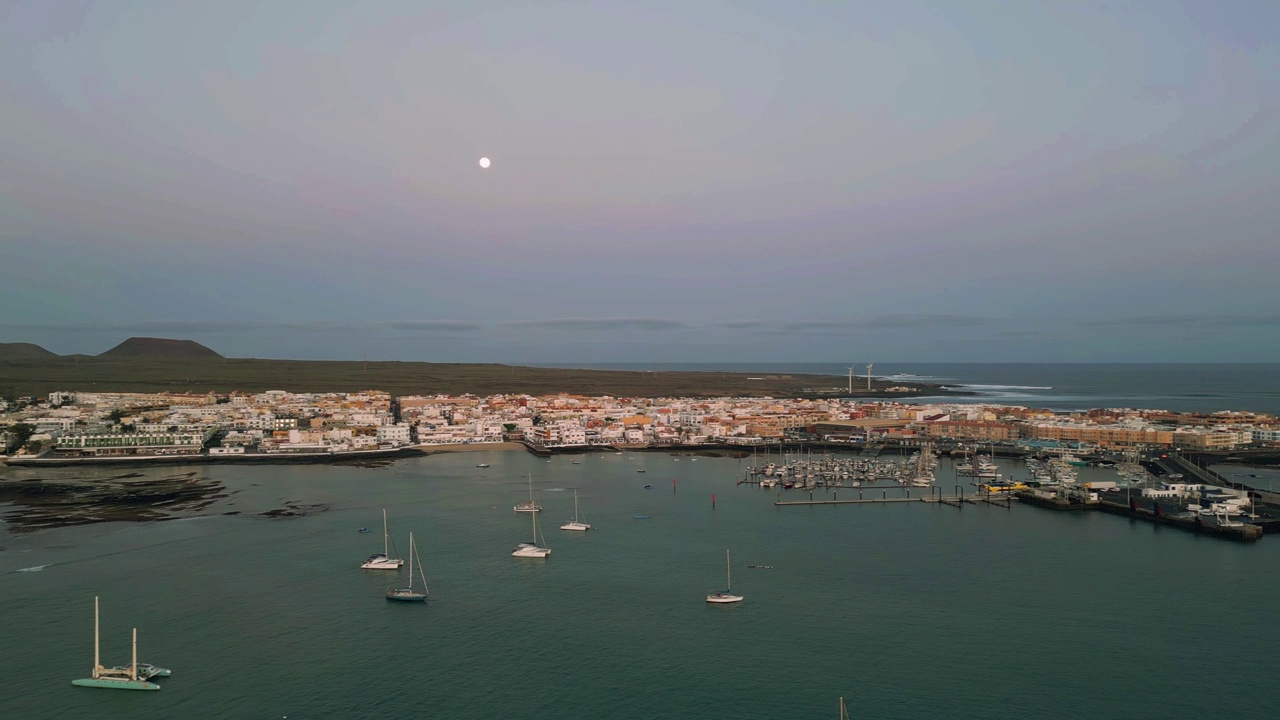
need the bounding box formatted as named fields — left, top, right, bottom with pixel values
left=847, top=366, right=855, bottom=394
left=866, top=363, right=874, bottom=391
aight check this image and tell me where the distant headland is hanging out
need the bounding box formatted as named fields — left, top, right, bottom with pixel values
left=0, top=337, right=955, bottom=400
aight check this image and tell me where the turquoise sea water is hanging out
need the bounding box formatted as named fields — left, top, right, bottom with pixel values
left=3, top=451, right=1279, bottom=719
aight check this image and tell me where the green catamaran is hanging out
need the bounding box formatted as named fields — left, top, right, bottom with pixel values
left=72, top=596, right=168, bottom=691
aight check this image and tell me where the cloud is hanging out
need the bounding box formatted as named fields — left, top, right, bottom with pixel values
left=505, top=318, right=685, bottom=331
left=717, top=314, right=991, bottom=335
left=1084, top=314, right=1280, bottom=329
left=384, top=321, right=483, bottom=332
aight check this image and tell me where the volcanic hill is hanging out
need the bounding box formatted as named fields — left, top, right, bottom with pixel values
left=97, top=337, right=223, bottom=359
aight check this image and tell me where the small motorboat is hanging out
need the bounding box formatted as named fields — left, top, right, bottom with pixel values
left=633, top=515, right=651, bottom=520
left=358, top=528, right=371, bottom=534
left=476, top=463, right=490, bottom=468
left=644, top=485, right=653, bottom=489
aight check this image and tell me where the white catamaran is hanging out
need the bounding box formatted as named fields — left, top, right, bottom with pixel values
left=360, top=509, right=404, bottom=569
left=386, top=532, right=428, bottom=603
left=512, top=496, right=551, bottom=558
left=72, top=596, right=169, bottom=691
left=706, top=549, right=743, bottom=604
left=560, top=489, right=591, bottom=531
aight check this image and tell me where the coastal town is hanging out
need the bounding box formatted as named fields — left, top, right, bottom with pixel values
left=2, top=388, right=1277, bottom=461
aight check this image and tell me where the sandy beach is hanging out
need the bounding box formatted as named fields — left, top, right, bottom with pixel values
left=411, top=442, right=525, bottom=454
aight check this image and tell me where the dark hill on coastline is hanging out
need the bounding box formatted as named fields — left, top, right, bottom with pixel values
left=0, top=343, right=57, bottom=360
left=0, top=354, right=950, bottom=401
left=98, top=337, right=222, bottom=359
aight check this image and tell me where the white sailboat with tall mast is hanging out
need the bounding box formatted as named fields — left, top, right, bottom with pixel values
left=514, top=473, right=542, bottom=513
left=560, top=489, right=591, bottom=531
left=72, top=596, right=167, bottom=691
left=386, top=532, right=428, bottom=603
left=705, top=549, right=743, bottom=604
left=512, top=495, right=551, bottom=558
left=360, top=509, right=404, bottom=569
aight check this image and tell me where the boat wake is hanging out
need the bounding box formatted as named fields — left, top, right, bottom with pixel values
left=15, top=564, right=51, bottom=573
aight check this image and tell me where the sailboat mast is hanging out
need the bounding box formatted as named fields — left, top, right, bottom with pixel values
left=726, top=549, right=732, bottom=591
left=382, top=509, right=389, bottom=556
left=131, top=627, right=138, bottom=681
left=93, top=596, right=100, bottom=675
left=407, top=532, right=415, bottom=589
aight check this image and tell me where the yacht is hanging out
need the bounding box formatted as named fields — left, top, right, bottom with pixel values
left=360, top=509, right=404, bottom=569
left=560, top=490, right=591, bottom=531
left=514, top=473, right=542, bottom=513
left=512, top=504, right=551, bottom=558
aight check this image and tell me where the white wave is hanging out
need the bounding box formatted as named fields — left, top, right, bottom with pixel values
left=15, top=564, right=51, bottom=573
left=956, top=384, right=1054, bottom=391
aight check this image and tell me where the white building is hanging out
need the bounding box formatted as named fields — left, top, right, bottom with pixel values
left=377, top=424, right=412, bottom=446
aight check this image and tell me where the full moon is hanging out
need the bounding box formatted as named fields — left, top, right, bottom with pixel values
left=478, top=157, right=491, bottom=169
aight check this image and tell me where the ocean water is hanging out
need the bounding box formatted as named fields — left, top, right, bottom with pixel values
left=545, top=363, right=1280, bottom=416
left=3, top=451, right=1279, bottom=719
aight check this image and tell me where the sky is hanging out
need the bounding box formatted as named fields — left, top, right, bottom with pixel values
left=2, top=0, right=1278, bottom=363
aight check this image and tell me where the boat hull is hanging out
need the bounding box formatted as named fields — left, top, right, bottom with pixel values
left=513, top=504, right=542, bottom=513
left=360, top=554, right=404, bottom=570
left=386, top=591, right=427, bottom=603
left=706, top=594, right=744, bottom=604
left=73, top=678, right=160, bottom=691
left=560, top=522, right=590, bottom=531
left=512, top=546, right=551, bottom=558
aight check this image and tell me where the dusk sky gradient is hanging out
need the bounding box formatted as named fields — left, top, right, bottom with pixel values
left=3, top=1, right=1278, bottom=362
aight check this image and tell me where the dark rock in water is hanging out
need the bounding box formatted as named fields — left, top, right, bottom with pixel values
left=260, top=502, right=329, bottom=518
left=0, top=474, right=227, bottom=532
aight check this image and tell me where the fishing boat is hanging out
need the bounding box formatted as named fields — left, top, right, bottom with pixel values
left=514, top=473, right=542, bottom=513
left=706, top=549, right=743, bottom=604
left=72, top=597, right=164, bottom=691
left=512, top=499, right=551, bottom=558
left=476, top=463, right=490, bottom=468
left=386, top=532, right=428, bottom=603
left=360, top=509, right=404, bottom=569
left=560, top=489, right=591, bottom=531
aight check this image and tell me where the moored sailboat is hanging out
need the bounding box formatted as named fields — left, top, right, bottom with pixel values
left=560, top=489, right=591, bottom=531
left=360, top=509, right=404, bottom=569
left=514, top=473, right=542, bottom=513
left=386, top=532, right=428, bottom=603
left=512, top=496, right=551, bottom=558
left=72, top=597, right=165, bottom=691
left=706, top=549, right=743, bottom=604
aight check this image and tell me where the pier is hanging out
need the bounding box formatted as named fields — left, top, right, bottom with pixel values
left=1013, top=491, right=1263, bottom=542
left=771, top=486, right=1261, bottom=542
left=775, top=488, right=1016, bottom=508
